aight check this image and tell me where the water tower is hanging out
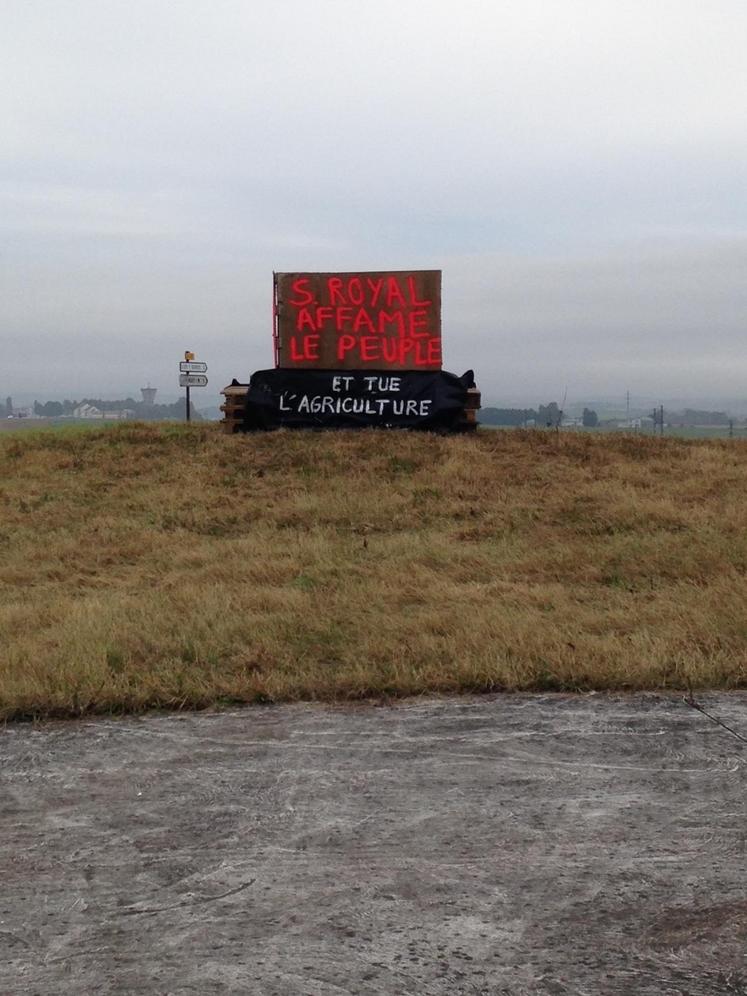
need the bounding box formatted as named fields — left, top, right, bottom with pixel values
left=140, top=386, right=157, bottom=406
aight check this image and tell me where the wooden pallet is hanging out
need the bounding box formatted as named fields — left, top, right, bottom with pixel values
left=220, top=383, right=481, bottom=434
left=219, top=383, right=249, bottom=434
left=461, top=387, right=481, bottom=431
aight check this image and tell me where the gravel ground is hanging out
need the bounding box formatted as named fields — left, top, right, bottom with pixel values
left=2, top=693, right=746, bottom=995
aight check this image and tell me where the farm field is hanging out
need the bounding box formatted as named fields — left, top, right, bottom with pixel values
left=0, top=418, right=115, bottom=433
left=663, top=425, right=747, bottom=440
left=1, top=423, right=747, bottom=720
left=481, top=423, right=747, bottom=440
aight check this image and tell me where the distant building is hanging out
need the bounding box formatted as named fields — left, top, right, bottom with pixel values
left=140, top=386, right=157, bottom=406
left=73, top=403, right=102, bottom=418
left=72, top=404, right=134, bottom=420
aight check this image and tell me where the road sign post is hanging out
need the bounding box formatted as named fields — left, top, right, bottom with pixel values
left=181, top=352, right=208, bottom=422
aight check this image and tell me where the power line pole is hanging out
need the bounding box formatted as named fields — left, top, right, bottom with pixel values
left=651, top=405, right=665, bottom=436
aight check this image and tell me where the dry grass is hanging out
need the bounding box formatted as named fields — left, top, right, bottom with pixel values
left=1, top=422, right=746, bottom=719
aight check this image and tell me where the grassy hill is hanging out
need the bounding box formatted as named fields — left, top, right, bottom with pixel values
left=2, top=423, right=746, bottom=719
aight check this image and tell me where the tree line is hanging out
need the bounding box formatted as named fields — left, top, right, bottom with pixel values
left=480, top=404, right=598, bottom=427
left=28, top=398, right=199, bottom=420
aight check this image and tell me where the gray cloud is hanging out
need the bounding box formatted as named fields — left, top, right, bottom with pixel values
left=2, top=0, right=746, bottom=406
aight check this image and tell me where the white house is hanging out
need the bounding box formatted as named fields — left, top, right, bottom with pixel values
left=72, top=403, right=103, bottom=418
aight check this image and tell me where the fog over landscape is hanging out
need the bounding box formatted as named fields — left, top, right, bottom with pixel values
left=2, top=0, right=745, bottom=406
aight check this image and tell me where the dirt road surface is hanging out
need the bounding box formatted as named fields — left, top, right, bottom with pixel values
left=2, top=693, right=746, bottom=995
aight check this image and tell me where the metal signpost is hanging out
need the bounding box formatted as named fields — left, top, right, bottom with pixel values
left=180, top=352, right=208, bottom=422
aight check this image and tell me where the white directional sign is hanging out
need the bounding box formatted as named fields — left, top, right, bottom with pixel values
left=179, top=361, right=208, bottom=373
left=179, top=374, right=208, bottom=387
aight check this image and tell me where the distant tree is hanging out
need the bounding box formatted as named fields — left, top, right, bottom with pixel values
left=81, top=397, right=139, bottom=412
left=35, top=400, right=61, bottom=416
left=538, top=402, right=561, bottom=428
left=680, top=409, right=730, bottom=426
left=582, top=408, right=599, bottom=427
left=480, top=407, right=537, bottom=426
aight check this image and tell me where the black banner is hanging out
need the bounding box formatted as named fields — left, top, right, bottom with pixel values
left=242, top=368, right=474, bottom=431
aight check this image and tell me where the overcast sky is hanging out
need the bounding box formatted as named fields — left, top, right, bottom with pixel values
left=2, top=0, right=745, bottom=406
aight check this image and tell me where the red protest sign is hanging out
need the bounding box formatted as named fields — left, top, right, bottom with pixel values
left=274, top=271, right=442, bottom=370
